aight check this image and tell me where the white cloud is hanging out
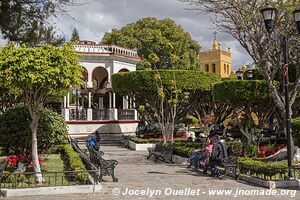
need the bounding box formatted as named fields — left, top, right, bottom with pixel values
left=1, top=0, right=253, bottom=69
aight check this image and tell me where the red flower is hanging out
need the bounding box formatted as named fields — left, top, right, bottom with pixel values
left=265, top=150, right=275, bottom=156
left=259, top=146, right=267, bottom=151
left=257, top=151, right=265, bottom=158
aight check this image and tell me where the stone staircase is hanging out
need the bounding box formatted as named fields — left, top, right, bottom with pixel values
left=72, top=133, right=123, bottom=147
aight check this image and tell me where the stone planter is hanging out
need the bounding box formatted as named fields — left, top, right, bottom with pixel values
left=128, top=140, right=155, bottom=151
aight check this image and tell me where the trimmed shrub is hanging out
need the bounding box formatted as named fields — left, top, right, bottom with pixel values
left=59, top=144, right=89, bottom=183
left=213, top=80, right=270, bottom=103
left=0, top=106, right=67, bottom=156
left=112, top=70, right=221, bottom=93
left=238, top=157, right=288, bottom=178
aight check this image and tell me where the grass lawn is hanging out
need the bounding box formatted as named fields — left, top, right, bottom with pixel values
left=2, top=154, right=73, bottom=188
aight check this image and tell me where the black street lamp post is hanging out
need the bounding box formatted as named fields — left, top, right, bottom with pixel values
left=260, top=4, right=300, bottom=179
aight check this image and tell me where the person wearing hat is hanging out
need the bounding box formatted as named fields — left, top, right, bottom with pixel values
left=87, top=130, right=101, bottom=151
left=206, top=135, right=228, bottom=178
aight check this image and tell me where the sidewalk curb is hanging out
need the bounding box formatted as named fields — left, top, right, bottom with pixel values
left=0, top=184, right=102, bottom=197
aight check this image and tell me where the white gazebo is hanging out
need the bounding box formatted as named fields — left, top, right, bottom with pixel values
left=62, top=40, right=140, bottom=138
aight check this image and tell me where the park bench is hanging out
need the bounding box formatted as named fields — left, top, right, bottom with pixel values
left=198, top=157, right=237, bottom=179
left=147, top=144, right=174, bottom=163
left=86, top=144, right=118, bottom=182
left=198, top=145, right=238, bottom=179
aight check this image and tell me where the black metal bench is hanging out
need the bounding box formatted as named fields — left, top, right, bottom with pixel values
left=86, top=144, right=118, bottom=182
left=147, top=144, right=174, bottom=163
left=198, top=157, right=237, bottom=179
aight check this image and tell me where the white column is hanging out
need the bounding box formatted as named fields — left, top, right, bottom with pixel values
left=63, top=95, right=69, bottom=121
left=113, top=93, right=116, bottom=108
left=63, top=96, right=67, bottom=108
left=88, top=92, right=92, bottom=108
left=67, top=93, right=70, bottom=108
left=109, top=92, right=112, bottom=108
left=99, top=97, right=103, bottom=109
left=123, top=96, right=128, bottom=109
left=87, top=91, right=92, bottom=120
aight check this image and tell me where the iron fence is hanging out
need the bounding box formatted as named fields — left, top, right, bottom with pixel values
left=92, top=109, right=109, bottom=120
left=0, top=170, right=100, bottom=189
left=118, top=109, right=135, bottom=120
left=238, top=162, right=300, bottom=181
left=69, top=109, right=87, bottom=120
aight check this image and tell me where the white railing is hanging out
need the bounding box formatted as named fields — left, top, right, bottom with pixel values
left=73, top=44, right=140, bottom=59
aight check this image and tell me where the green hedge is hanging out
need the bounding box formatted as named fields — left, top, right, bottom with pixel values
left=213, top=80, right=270, bottom=103
left=129, top=138, right=243, bottom=158
left=129, top=137, right=161, bottom=144
left=59, top=144, right=89, bottom=183
left=291, top=117, right=300, bottom=147
left=238, top=157, right=288, bottom=178
left=112, top=70, right=221, bottom=93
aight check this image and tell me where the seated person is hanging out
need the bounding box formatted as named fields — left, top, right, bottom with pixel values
left=187, top=137, right=213, bottom=171
left=206, top=135, right=228, bottom=178
left=87, top=130, right=101, bottom=151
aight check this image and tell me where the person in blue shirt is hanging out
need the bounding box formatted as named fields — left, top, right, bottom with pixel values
left=87, top=130, right=101, bottom=151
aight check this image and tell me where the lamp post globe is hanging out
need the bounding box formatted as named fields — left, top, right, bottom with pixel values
left=246, top=70, right=253, bottom=80
left=293, top=7, right=300, bottom=34
left=260, top=3, right=277, bottom=33
left=236, top=69, right=243, bottom=80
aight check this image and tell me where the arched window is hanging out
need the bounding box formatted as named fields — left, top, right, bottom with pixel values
left=227, top=65, right=230, bottom=74
left=212, top=64, right=216, bottom=73
left=224, top=64, right=226, bottom=73
left=205, top=64, right=209, bottom=72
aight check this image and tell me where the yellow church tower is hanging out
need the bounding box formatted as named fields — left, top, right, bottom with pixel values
left=199, top=32, right=232, bottom=78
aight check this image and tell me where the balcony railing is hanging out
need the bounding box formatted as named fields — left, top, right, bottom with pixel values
left=69, top=109, right=87, bottom=120
left=118, top=109, right=135, bottom=120
left=73, top=44, right=140, bottom=59
left=92, top=109, right=109, bottom=120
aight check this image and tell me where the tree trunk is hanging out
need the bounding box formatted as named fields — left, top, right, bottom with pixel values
left=240, top=129, right=252, bottom=148
left=30, top=112, right=43, bottom=183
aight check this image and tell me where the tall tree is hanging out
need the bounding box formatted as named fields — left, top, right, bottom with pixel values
left=181, top=0, right=300, bottom=150
left=101, top=17, right=201, bottom=70
left=71, top=27, right=80, bottom=42
left=0, top=0, right=73, bottom=45
left=112, top=70, right=220, bottom=142
left=0, top=43, right=83, bottom=182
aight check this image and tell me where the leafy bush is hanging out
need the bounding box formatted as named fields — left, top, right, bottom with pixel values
left=129, top=137, right=161, bottom=144
left=59, top=144, right=88, bottom=183
left=291, top=117, right=300, bottom=147
left=238, top=157, right=288, bottom=178
left=0, top=106, right=68, bottom=156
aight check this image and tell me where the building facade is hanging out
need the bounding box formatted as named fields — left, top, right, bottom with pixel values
left=199, top=36, right=232, bottom=78
left=62, top=41, right=140, bottom=138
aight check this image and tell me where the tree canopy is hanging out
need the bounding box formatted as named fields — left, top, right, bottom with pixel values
left=181, top=0, right=300, bottom=121
left=101, top=17, right=201, bottom=70
left=71, top=28, right=80, bottom=42
left=0, top=0, right=72, bottom=46
left=113, top=70, right=220, bottom=142
left=0, top=43, right=83, bottom=181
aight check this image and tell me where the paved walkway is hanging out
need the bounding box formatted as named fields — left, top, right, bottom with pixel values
left=6, top=146, right=300, bottom=200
